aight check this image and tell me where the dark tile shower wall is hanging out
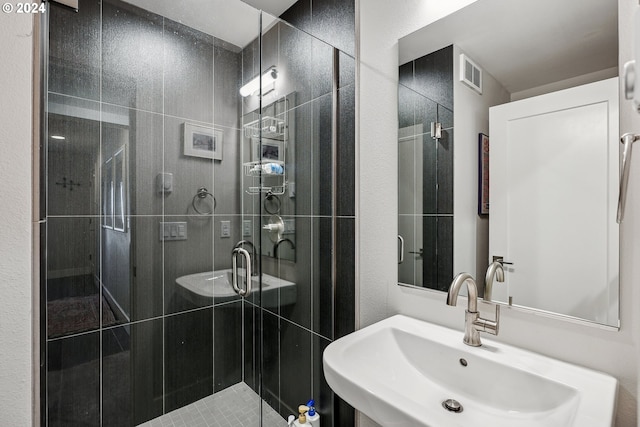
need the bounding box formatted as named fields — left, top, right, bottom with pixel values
left=240, top=2, right=356, bottom=424
left=398, top=45, right=454, bottom=291
left=45, top=0, right=243, bottom=425
left=43, top=1, right=355, bottom=427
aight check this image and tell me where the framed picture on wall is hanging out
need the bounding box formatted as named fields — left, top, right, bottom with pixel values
left=183, top=122, right=223, bottom=160
left=251, top=138, right=284, bottom=162
left=478, top=133, right=490, bottom=215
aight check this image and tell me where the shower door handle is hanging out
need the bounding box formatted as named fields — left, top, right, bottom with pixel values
left=398, top=235, right=405, bottom=264
left=617, top=133, right=640, bottom=223
left=232, top=247, right=252, bottom=297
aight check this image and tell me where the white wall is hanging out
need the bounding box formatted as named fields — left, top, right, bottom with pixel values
left=357, top=0, right=638, bottom=426
left=0, top=10, right=35, bottom=427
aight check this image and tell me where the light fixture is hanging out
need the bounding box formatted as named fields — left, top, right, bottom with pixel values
left=240, top=67, right=278, bottom=97
left=50, top=135, right=66, bottom=140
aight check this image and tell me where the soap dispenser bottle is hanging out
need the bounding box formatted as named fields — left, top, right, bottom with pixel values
left=306, top=399, right=320, bottom=427
left=293, top=405, right=310, bottom=426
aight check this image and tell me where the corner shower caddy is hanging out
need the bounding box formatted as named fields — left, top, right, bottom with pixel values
left=243, top=115, right=288, bottom=195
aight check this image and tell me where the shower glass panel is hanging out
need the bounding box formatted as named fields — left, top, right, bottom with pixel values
left=43, top=0, right=352, bottom=425
left=44, top=0, right=266, bottom=425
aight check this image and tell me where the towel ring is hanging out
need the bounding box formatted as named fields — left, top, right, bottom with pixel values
left=263, top=192, right=281, bottom=215
left=192, top=187, right=216, bottom=215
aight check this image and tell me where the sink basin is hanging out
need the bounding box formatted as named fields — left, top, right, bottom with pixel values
left=323, top=315, right=617, bottom=427
left=175, top=269, right=296, bottom=308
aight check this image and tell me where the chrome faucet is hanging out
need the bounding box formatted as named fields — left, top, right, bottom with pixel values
left=484, top=261, right=505, bottom=302
left=446, top=273, right=500, bottom=347
left=233, top=240, right=258, bottom=276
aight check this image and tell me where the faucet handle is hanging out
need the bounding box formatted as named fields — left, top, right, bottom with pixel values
left=474, top=304, right=500, bottom=336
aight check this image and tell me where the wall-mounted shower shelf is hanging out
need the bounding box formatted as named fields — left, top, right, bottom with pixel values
left=243, top=116, right=286, bottom=139
left=243, top=161, right=287, bottom=195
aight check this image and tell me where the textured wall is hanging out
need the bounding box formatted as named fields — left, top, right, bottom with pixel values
left=0, top=9, right=34, bottom=427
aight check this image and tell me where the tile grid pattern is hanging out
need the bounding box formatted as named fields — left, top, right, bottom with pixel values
left=138, top=383, right=285, bottom=427
left=398, top=46, right=455, bottom=291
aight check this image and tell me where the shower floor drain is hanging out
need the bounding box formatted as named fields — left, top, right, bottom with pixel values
left=442, top=398, right=463, bottom=413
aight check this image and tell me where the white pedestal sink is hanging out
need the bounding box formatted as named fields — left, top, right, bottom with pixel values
left=323, top=315, right=617, bottom=427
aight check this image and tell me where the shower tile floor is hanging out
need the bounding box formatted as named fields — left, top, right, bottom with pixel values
left=138, top=382, right=286, bottom=427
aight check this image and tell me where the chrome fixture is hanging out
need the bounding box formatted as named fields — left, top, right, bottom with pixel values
left=484, top=261, right=505, bottom=302
left=273, top=238, right=295, bottom=259
left=446, top=273, right=500, bottom=347
left=192, top=187, right=216, bottom=215
left=231, top=247, right=252, bottom=297
left=233, top=240, right=258, bottom=276
left=397, top=235, right=404, bottom=264
left=617, top=133, right=639, bottom=223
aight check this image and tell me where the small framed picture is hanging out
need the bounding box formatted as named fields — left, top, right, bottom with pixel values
left=184, top=123, right=223, bottom=160
left=252, top=138, right=283, bottom=162
left=478, top=133, right=489, bottom=215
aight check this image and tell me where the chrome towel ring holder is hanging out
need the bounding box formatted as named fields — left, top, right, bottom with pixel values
left=192, top=187, right=216, bottom=215
left=263, top=191, right=281, bottom=215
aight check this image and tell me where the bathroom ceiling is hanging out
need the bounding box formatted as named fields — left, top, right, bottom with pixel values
left=123, top=0, right=298, bottom=48
left=399, top=0, right=618, bottom=95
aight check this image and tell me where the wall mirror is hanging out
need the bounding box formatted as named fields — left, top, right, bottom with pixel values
left=397, top=0, right=620, bottom=328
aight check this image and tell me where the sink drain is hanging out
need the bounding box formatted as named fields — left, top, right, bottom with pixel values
left=442, top=399, right=463, bottom=413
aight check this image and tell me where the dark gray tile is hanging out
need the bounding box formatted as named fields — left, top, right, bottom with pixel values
left=47, top=332, right=100, bottom=427
left=130, top=320, right=164, bottom=424
left=129, top=216, right=163, bottom=321
left=276, top=216, right=312, bottom=330
left=46, top=217, right=100, bottom=338
left=213, top=127, right=242, bottom=216
left=422, top=134, right=438, bottom=215
left=438, top=103, right=454, bottom=129
left=416, top=94, right=438, bottom=136
left=437, top=129, right=454, bottom=214
left=214, top=43, right=241, bottom=129
left=164, top=19, right=214, bottom=123
left=335, top=217, right=355, bottom=339
left=311, top=37, right=334, bottom=99
left=164, top=308, right=213, bottom=412
left=277, top=23, right=314, bottom=107
left=163, top=216, right=214, bottom=315
left=101, top=218, right=132, bottom=323
left=398, top=84, right=416, bottom=130
left=48, top=0, right=101, bottom=100
left=313, top=217, right=333, bottom=338
left=47, top=94, right=100, bottom=216
left=314, top=93, right=333, bottom=216
left=311, top=0, right=356, bottom=56
left=437, top=216, right=454, bottom=291
left=339, top=51, right=355, bottom=89
left=279, top=320, right=312, bottom=417
left=163, top=116, right=214, bottom=216
left=399, top=61, right=414, bottom=89
left=280, top=0, right=312, bottom=33
left=312, top=336, right=335, bottom=427
left=214, top=302, right=242, bottom=391
left=337, top=85, right=355, bottom=217
left=422, top=216, right=438, bottom=289
left=243, top=303, right=259, bottom=392
left=102, top=105, right=163, bottom=216
left=262, top=311, right=280, bottom=413
left=102, top=0, right=164, bottom=112
left=288, top=100, right=313, bottom=216
left=414, top=45, right=453, bottom=111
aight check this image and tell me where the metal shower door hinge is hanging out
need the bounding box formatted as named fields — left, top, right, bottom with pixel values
left=431, top=122, right=442, bottom=139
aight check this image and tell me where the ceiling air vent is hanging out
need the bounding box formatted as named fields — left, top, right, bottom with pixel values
left=460, top=54, right=482, bottom=94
